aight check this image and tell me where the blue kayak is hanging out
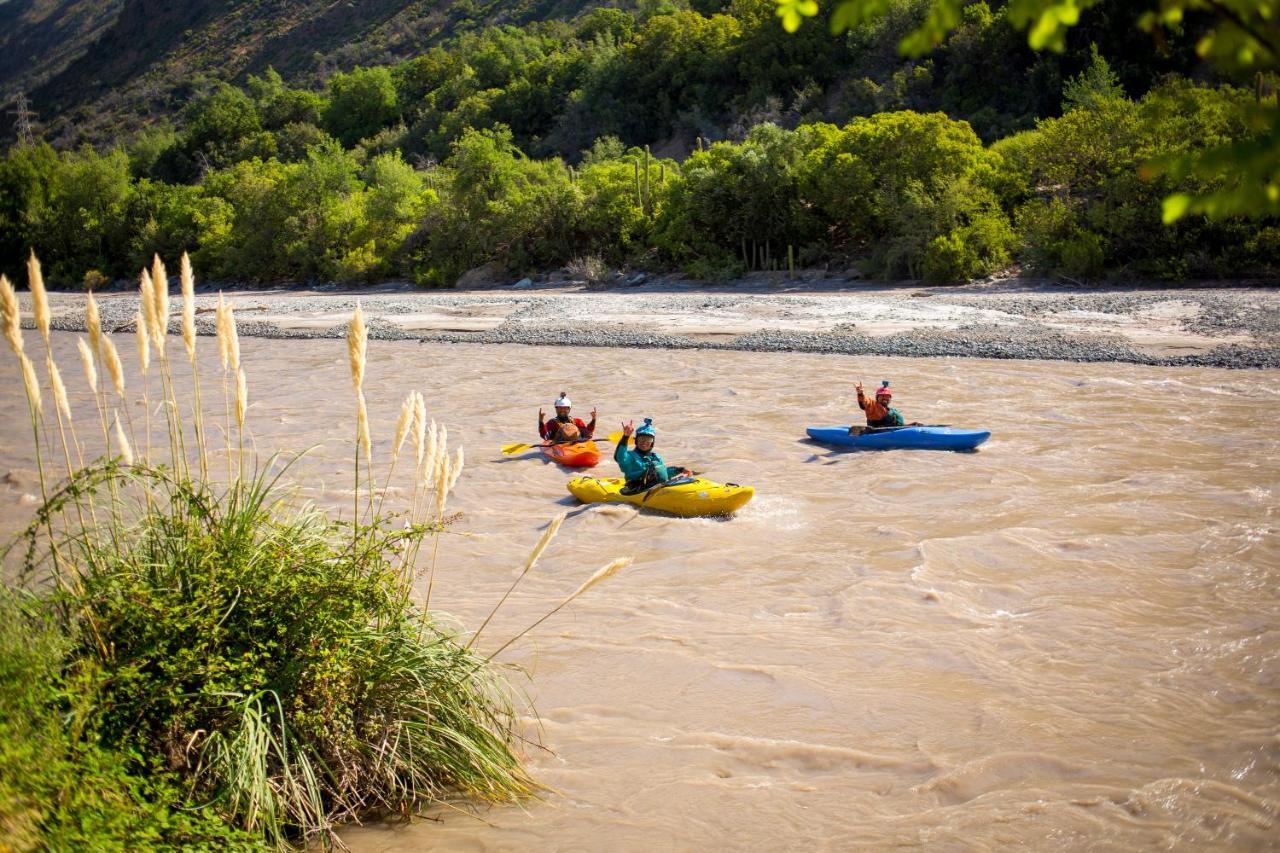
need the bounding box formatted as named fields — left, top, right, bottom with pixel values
left=806, top=425, right=991, bottom=451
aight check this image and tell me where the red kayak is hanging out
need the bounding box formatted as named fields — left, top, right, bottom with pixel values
left=541, top=440, right=600, bottom=468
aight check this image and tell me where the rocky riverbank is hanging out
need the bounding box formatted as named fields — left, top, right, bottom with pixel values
left=27, top=279, right=1280, bottom=369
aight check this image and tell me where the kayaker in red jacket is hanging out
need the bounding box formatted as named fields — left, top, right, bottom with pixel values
left=539, top=393, right=597, bottom=442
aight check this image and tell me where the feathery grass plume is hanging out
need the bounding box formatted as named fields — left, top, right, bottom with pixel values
left=102, top=335, right=125, bottom=398
left=19, top=352, right=43, bottom=416
left=27, top=251, right=50, bottom=344
left=135, top=311, right=150, bottom=374
left=49, top=355, right=72, bottom=422
left=180, top=253, right=196, bottom=361
left=139, top=268, right=157, bottom=346
left=225, top=299, right=240, bottom=372
left=392, top=394, right=413, bottom=462
left=0, top=274, right=22, bottom=355
left=347, top=302, right=367, bottom=390
left=524, top=513, right=565, bottom=575
left=356, top=389, right=371, bottom=462
left=422, top=419, right=438, bottom=485
left=150, top=254, right=169, bottom=350
left=113, top=414, right=132, bottom=465
left=77, top=337, right=98, bottom=395
left=412, top=392, right=426, bottom=467
left=434, top=452, right=450, bottom=517
left=235, top=368, right=248, bottom=429
left=448, top=446, right=465, bottom=492
left=215, top=293, right=230, bottom=369
left=86, top=292, right=102, bottom=357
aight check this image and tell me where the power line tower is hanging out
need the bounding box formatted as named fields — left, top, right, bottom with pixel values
left=9, top=93, right=37, bottom=146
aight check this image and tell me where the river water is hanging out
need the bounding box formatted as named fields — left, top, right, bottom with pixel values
left=2, top=333, right=1277, bottom=850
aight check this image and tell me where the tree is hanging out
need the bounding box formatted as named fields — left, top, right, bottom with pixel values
left=778, top=0, right=1280, bottom=221
left=1062, top=44, right=1124, bottom=111
left=323, top=67, right=400, bottom=147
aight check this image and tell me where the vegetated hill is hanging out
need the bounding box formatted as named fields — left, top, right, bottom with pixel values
left=2, top=0, right=613, bottom=146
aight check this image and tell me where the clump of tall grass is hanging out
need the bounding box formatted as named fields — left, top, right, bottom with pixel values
left=0, top=253, right=629, bottom=848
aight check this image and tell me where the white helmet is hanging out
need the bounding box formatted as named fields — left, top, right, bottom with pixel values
left=554, top=393, right=572, bottom=408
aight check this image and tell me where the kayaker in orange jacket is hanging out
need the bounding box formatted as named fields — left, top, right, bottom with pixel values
left=539, top=393, right=597, bottom=442
left=852, top=381, right=921, bottom=433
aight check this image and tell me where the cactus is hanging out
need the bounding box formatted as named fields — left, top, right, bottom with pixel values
left=634, top=160, right=642, bottom=207
left=788, top=244, right=794, bottom=279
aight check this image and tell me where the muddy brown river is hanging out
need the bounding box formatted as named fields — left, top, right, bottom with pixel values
left=2, top=333, right=1277, bottom=850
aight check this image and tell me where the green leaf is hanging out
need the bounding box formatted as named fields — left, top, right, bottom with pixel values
left=1162, top=193, right=1192, bottom=224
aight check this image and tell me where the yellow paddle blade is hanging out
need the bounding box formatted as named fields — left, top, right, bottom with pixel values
left=501, top=442, right=534, bottom=455
left=606, top=431, right=624, bottom=443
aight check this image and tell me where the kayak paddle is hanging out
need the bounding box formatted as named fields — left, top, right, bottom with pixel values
left=501, top=436, right=613, bottom=456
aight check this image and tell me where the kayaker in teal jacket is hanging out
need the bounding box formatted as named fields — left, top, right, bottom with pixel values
left=615, top=418, right=688, bottom=493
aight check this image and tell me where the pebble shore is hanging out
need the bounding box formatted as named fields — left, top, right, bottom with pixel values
left=33, top=281, right=1280, bottom=369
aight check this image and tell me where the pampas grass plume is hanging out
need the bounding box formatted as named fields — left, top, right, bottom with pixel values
left=347, top=302, right=367, bottom=391
left=77, top=336, right=98, bottom=395
left=412, top=392, right=426, bottom=467
left=86, top=292, right=102, bottom=357
left=102, top=335, right=126, bottom=398
left=135, top=311, right=150, bottom=374
left=180, top=252, right=196, bottom=361
left=522, top=511, right=565, bottom=575
left=448, top=446, right=464, bottom=492
left=27, top=251, right=50, bottom=343
left=114, top=415, right=133, bottom=466
left=139, top=269, right=157, bottom=347
left=0, top=275, right=22, bottom=355
left=569, top=556, right=633, bottom=600
left=49, top=355, right=71, bottom=421
left=150, top=254, right=169, bottom=350
left=235, top=368, right=248, bottom=429
left=392, top=393, right=413, bottom=461
left=356, top=389, right=371, bottom=462
left=19, top=353, right=42, bottom=416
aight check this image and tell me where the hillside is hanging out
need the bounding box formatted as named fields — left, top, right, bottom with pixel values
left=1, top=0, right=611, bottom=146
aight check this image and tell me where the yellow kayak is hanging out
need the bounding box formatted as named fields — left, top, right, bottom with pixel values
left=566, top=475, right=754, bottom=518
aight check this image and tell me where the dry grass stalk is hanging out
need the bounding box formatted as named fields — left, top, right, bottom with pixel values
left=235, top=368, right=248, bottom=429
left=0, top=274, right=22, bottom=355
left=86, top=292, right=102, bottom=357
left=347, top=303, right=367, bottom=391
left=27, top=251, right=50, bottom=344
left=19, top=352, right=43, bottom=416
left=102, top=335, right=125, bottom=398
left=488, top=556, right=634, bottom=661
left=113, top=414, right=133, bottom=465
left=180, top=253, right=196, bottom=361
left=77, top=337, right=98, bottom=395
left=467, top=512, right=568, bottom=649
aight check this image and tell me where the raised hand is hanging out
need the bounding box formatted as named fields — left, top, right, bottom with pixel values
left=538, top=408, right=545, bottom=421
left=590, top=407, right=598, bottom=420
left=854, top=381, right=863, bottom=393
left=622, top=419, right=635, bottom=437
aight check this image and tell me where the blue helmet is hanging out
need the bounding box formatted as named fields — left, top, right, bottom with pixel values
left=634, top=417, right=656, bottom=438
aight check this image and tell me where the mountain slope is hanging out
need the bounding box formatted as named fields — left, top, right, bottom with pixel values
left=4, top=0, right=609, bottom=145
